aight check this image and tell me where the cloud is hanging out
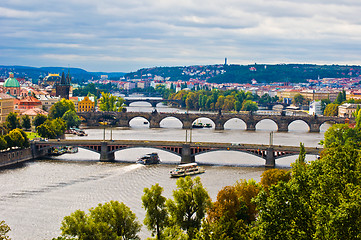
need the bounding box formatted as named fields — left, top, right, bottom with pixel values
left=1, top=0, right=361, bottom=72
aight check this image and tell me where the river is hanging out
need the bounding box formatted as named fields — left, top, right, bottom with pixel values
left=0, top=102, right=331, bottom=239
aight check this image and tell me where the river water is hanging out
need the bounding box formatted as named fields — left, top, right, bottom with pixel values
left=0, top=103, right=331, bottom=240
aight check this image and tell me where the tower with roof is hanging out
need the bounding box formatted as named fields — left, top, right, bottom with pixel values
left=4, top=72, right=20, bottom=97
left=55, top=70, right=71, bottom=99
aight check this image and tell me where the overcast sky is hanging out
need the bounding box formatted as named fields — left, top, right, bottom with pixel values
left=1, top=0, right=361, bottom=72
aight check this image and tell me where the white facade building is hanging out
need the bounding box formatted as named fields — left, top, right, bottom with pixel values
left=309, top=101, right=323, bottom=116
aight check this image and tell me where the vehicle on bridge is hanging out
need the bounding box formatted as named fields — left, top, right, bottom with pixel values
left=136, top=153, right=160, bottom=165
left=170, top=163, right=205, bottom=177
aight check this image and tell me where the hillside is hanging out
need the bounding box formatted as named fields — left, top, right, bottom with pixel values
left=125, top=64, right=361, bottom=83
left=0, top=66, right=126, bottom=83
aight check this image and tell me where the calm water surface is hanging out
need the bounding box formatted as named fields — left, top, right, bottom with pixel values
left=0, top=103, right=331, bottom=239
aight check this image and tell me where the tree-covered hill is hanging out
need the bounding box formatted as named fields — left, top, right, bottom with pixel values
left=126, top=64, right=361, bottom=83
left=0, top=65, right=126, bottom=83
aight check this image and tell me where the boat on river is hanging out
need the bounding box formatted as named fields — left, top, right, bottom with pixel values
left=170, top=163, right=205, bottom=177
left=136, top=153, right=160, bottom=165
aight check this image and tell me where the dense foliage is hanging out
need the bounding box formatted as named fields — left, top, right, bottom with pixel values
left=168, top=89, right=264, bottom=112
left=126, top=64, right=361, bottom=84
left=0, top=220, right=10, bottom=240
left=98, top=92, right=125, bottom=112
left=55, top=201, right=141, bottom=240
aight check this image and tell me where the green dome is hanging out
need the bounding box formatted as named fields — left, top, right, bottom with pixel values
left=4, top=72, right=20, bottom=88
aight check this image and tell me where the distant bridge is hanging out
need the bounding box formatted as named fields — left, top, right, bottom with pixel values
left=33, top=139, right=322, bottom=168
left=78, top=111, right=350, bottom=132
left=124, top=98, right=182, bottom=107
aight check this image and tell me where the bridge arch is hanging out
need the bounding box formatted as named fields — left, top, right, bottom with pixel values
left=255, top=119, right=278, bottom=131
left=127, top=101, right=153, bottom=107
left=129, top=116, right=151, bottom=128
left=224, top=118, right=246, bottom=130
left=159, top=116, right=183, bottom=128
left=288, top=119, right=310, bottom=132
left=191, top=117, right=215, bottom=129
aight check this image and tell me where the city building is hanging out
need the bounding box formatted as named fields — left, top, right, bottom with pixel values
left=78, top=96, right=95, bottom=112
left=19, top=108, right=48, bottom=122
left=55, top=72, right=71, bottom=99
left=338, top=103, right=360, bottom=118
left=309, top=101, right=323, bottom=116
left=3, top=72, right=20, bottom=97
left=69, top=96, right=79, bottom=112
left=15, top=95, right=42, bottom=111
left=38, top=95, right=60, bottom=111
left=0, top=93, right=14, bottom=123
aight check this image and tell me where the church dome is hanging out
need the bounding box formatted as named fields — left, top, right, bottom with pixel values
left=4, top=72, right=20, bottom=88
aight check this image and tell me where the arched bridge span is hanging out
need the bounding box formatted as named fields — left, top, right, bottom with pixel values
left=33, top=140, right=322, bottom=167
left=78, top=111, right=349, bottom=132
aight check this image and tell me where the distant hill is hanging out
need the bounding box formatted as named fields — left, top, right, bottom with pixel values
left=2, top=64, right=361, bottom=85
left=0, top=65, right=126, bottom=83
left=125, top=64, right=361, bottom=84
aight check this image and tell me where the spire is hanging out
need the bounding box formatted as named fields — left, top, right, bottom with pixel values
left=61, top=72, right=66, bottom=85
left=66, top=69, right=71, bottom=85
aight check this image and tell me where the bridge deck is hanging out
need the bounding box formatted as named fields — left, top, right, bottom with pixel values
left=37, top=139, right=322, bottom=155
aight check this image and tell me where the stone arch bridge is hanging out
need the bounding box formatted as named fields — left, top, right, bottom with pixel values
left=78, top=111, right=349, bottom=132
left=124, top=98, right=182, bottom=107
left=33, top=140, right=322, bottom=168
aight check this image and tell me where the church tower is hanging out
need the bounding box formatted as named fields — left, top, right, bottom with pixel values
left=55, top=70, right=71, bottom=99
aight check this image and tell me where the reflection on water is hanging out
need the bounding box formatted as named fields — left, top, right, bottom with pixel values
left=0, top=103, right=330, bottom=239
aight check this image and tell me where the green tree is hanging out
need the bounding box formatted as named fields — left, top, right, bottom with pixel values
left=0, top=220, right=11, bottom=240
left=62, top=110, right=81, bottom=129
left=5, top=112, right=20, bottom=131
left=36, top=118, right=66, bottom=139
left=321, top=124, right=359, bottom=148
left=234, top=100, right=242, bottom=112
left=0, top=136, right=7, bottom=150
left=335, top=90, right=346, bottom=104
left=21, top=115, right=31, bottom=130
left=59, top=201, right=141, bottom=240
left=166, top=176, right=211, bottom=239
left=98, top=92, right=125, bottom=112
left=49, top=99, right=75, bottom=119
left=8, top=128, right=26, bottom=149
left=260, top=169, right=291, bottom=192
left=321, top=98, right=331, bottom=113
left=293, top=93, right=305, bottom=106
left=33, top=114, right=48, bottom=128
left=241, top=100, right=258, bottom=112
left=323, top=103, right=339, bottom=116
left=142, top=183, right=168, bottom=239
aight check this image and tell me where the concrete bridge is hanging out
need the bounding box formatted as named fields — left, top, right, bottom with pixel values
left=78, top=111, right=350, bottom=132
left=33, top=139, right=322, bottom=168
left=124, top=98, right=182, bottom=107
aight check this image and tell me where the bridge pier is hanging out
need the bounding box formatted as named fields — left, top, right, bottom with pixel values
left=182, top=121, right=193, bottom=129
left=277, top=123, right=289, bottom=132
left=181, top=144, right=195, bottom=164
left=215, top=122, right=224, bottom=130
left=100, top=141, right=115, bottom=162
left=309, top=124, right=320, bottom=133
left=149, top=120, right=160, bottom=128
left=265, top=147, right=275, bottom=168
left=246, top=122, right=256, bottom=131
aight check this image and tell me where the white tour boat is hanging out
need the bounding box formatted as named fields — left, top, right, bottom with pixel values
left=170, top=163, right=205, bottom=178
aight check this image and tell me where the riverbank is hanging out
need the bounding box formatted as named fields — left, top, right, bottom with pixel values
left=0, top=148, right=34, bottom=169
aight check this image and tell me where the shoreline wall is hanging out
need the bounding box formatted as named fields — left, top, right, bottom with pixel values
left=0, top=148, right=34, bottom=168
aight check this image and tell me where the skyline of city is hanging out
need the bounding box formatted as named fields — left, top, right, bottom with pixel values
left=1, top=0, right=361, bottom=72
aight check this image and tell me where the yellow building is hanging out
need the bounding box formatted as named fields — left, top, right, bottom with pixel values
left=300, top=90, right=338, bottom=102
left=0, top=93, right=14, bottom=123
left=78, top=96, right=95, bottom=112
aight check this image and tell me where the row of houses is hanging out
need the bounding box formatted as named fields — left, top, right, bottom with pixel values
left=0, top=72, right=95, bottom=123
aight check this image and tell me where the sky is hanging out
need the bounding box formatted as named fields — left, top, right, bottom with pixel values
left=1, top=0, right=361, bottom=73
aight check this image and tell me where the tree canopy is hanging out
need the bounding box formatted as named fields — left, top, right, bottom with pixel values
left=57, top=200, right=141, bottom=240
